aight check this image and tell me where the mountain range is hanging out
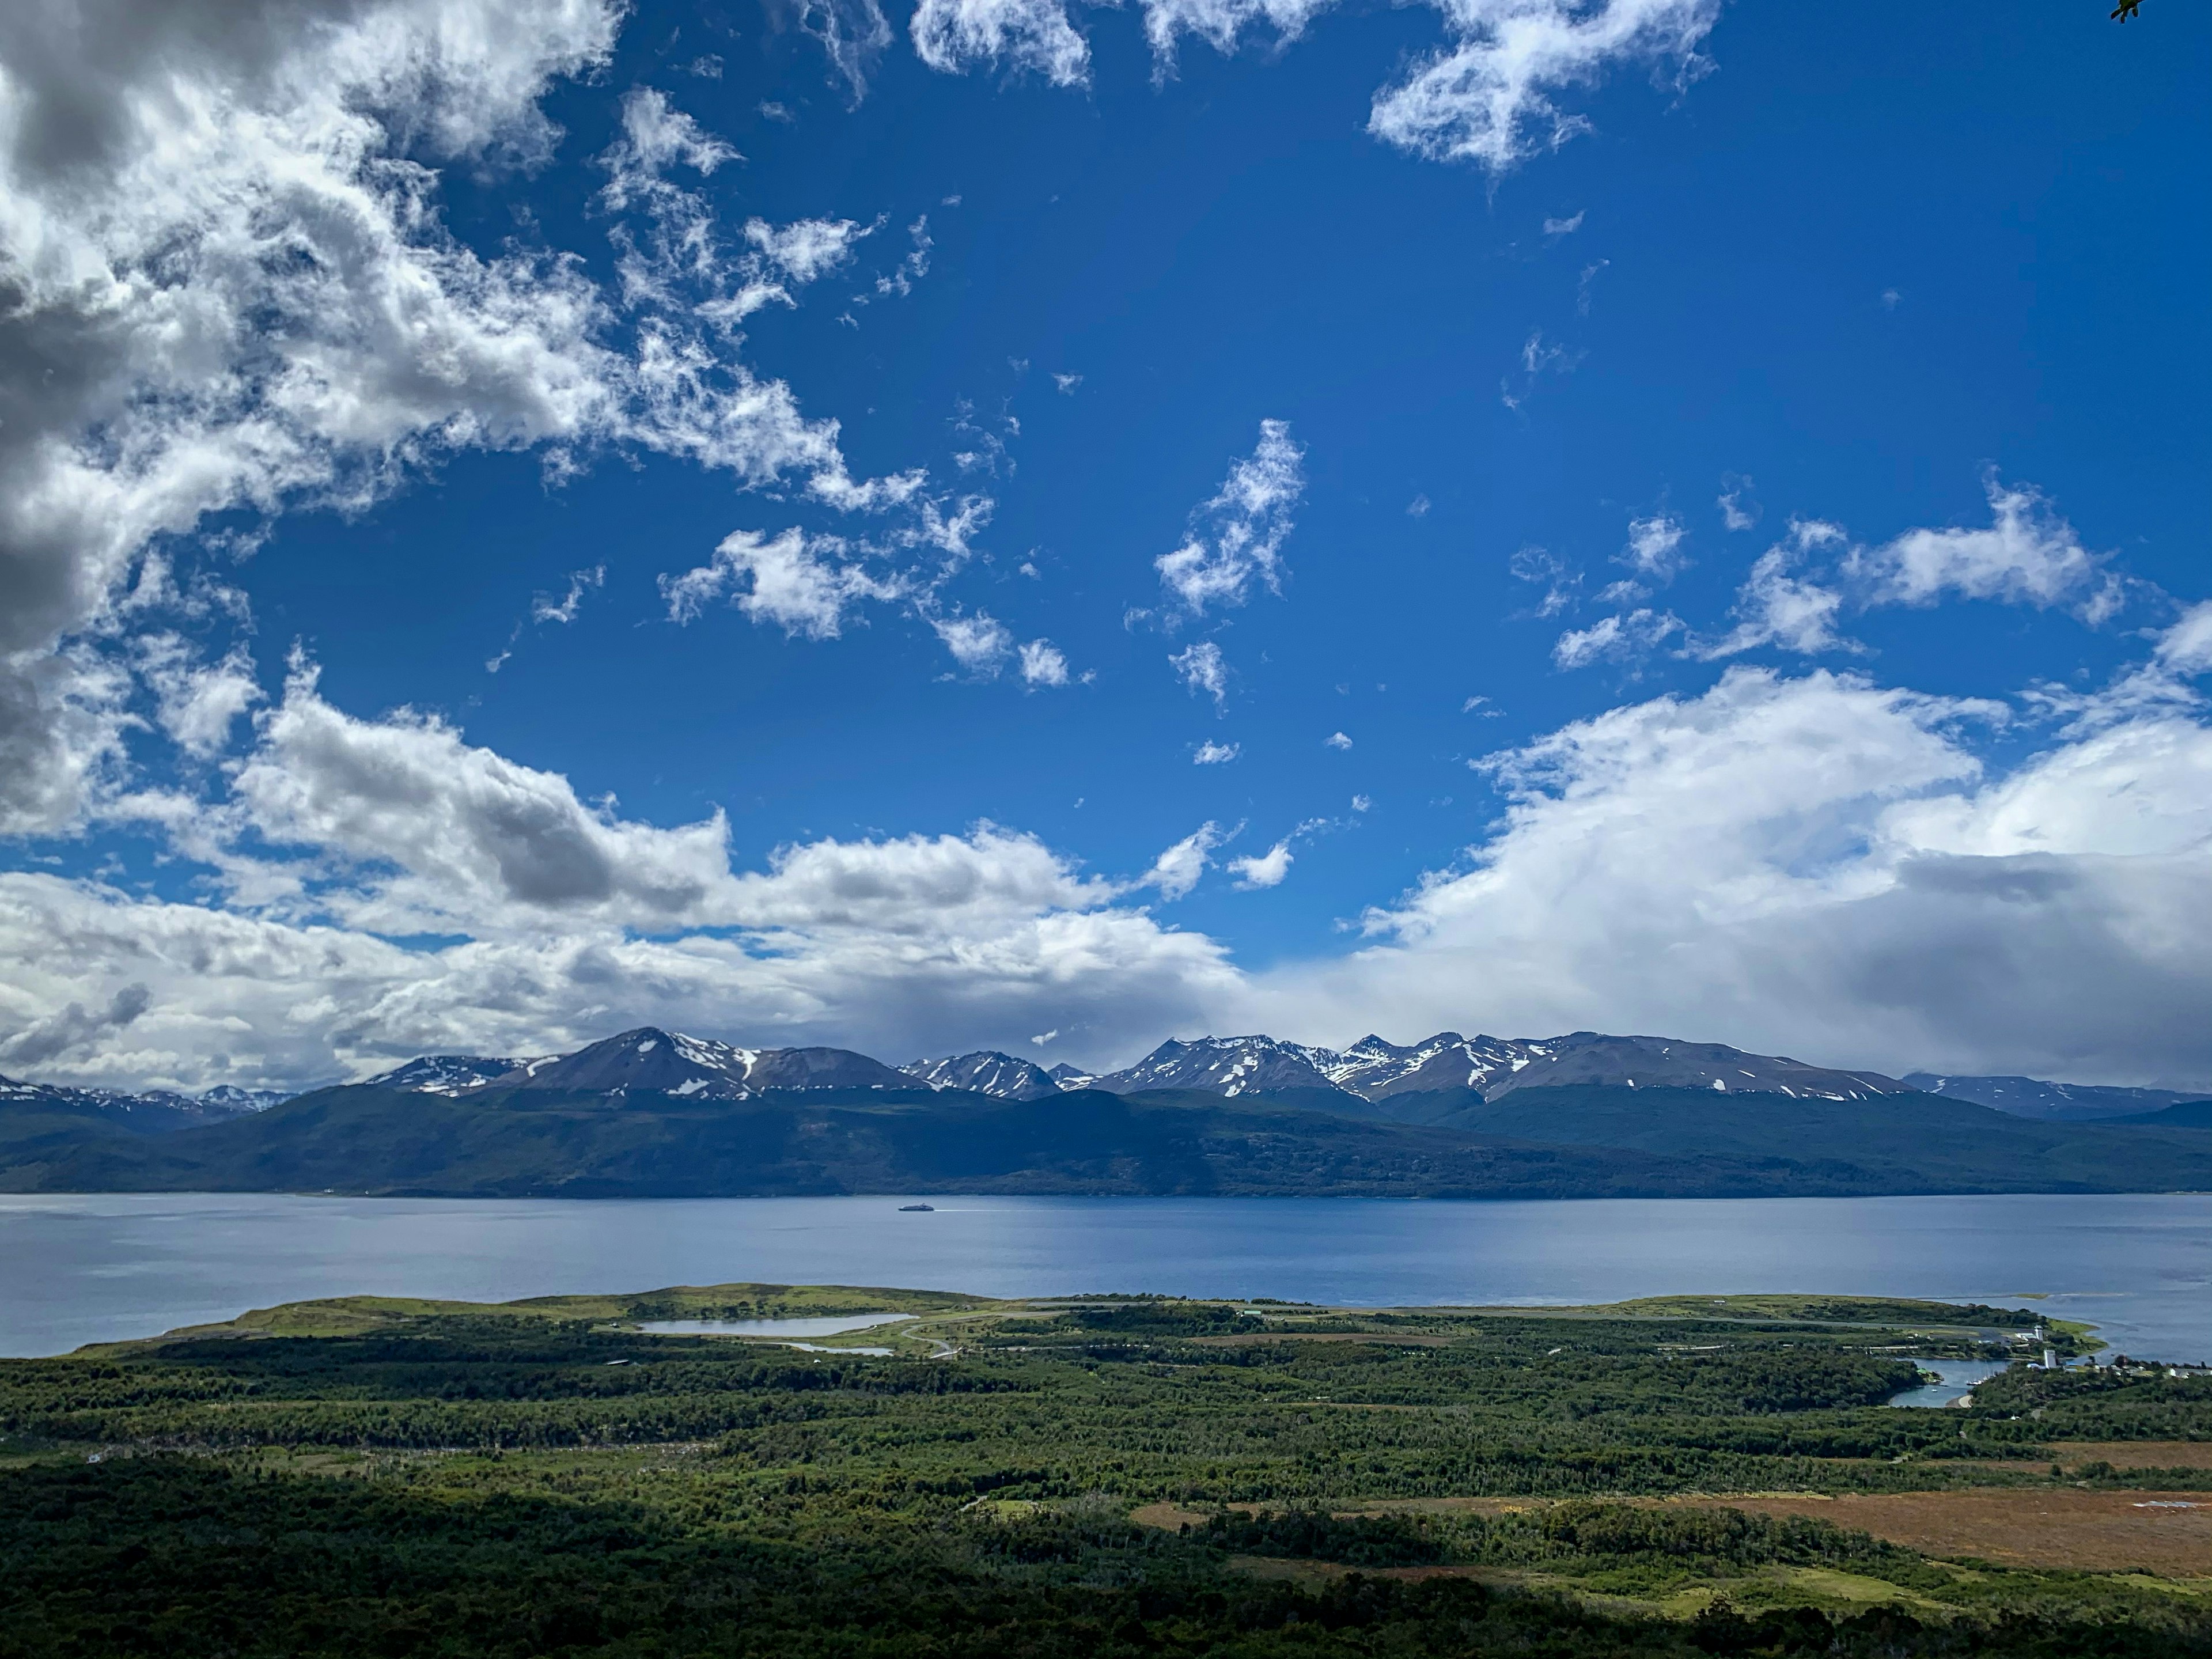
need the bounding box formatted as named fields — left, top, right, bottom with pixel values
left=6, top=1026, right=2206, bottom=1124
left=3, top=1024, right=2210, bottom=1201
left=1903, top=1072, right=2212, bottom=1123
left=1084, top=1031, right=1915, bottom=1103
left=0, top=1074, right=285, bottom=1134
left=335, top=1028, right=1925, bottom=1109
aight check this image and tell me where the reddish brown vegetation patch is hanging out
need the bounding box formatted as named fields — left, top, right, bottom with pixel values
left=1674, top=1489, right=2211, bottom=1576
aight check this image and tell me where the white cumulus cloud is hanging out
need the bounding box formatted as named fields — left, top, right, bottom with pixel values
left=1243, top=663, right=2212, bottom=1088
left=1844, top=478, right=2111, bottom=619
left=0, top=0, right=889, bottom=837
left=226, top=660, right=744, bottom=937
left=1019, top=639, right=1072, bottom=686
left=10, top=644, right=2212, bottom=1090
left=1146, top=821, right=1226, bottom=901
left=138, top=638, right=263, bottom=760
left=932, top=609, right=1017, bottom=675
left=1228, top=839, right=1294, bottom=889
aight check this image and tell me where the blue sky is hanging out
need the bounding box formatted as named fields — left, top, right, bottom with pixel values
left=1, top=0, right=2207, bottom=1091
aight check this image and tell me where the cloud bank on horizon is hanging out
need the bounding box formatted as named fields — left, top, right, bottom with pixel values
left=0, top=0, right=2206, bottom=1093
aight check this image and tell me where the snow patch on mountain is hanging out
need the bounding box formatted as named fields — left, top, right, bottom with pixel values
left=361, top=1056, right=528, bottom=1096
left=1906, top=1073, right=2212, bottom=1123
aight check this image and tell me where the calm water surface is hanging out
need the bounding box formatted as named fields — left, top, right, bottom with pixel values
left=635, top=1314, right=916, bottom=1337
left=1883, top=1359, right=2014, bottom=1409
left=1, top=1191, right=2206, bottom=1360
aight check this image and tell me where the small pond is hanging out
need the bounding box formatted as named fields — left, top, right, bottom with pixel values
left=634, top=1312, right=916, bottom=1338
left=1884, top=1359, right=2013, bottom=1408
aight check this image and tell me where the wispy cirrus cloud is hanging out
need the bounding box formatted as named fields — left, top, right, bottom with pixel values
left=1618, top=513, right=1688, bottom=584
left=911, top=0, right=1094, bottom=85
left=1718, top=474, right=1760, bottom=532
left=1550, top=479, right=2138, bottom=673
left=1171, top=641, right=1230, bottom=706
left=789, top=0, right=896, bottom=97
left=1510, top=547, right=1582, bottom=617
left=1141, top=0, right=1335, bottom=69
left=662, top=529, right=904, bottom=639
left=1692, top=524, right=1854, bottom=660
left=1368, top=0, right=1720, bottom=168
left=1134, top=0, right=1721, bottom=173
left=1697, top=478, right=2123, bottom=662
left=1552, top=607, right=1683, bottom=669
left=1156, top=421, right=1307, bottom=616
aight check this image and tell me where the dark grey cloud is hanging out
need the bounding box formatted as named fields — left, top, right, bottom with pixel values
left=1, top=980, right=150, bottom=1070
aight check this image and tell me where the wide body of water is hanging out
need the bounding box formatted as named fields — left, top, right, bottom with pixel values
left=2, top=1191, right=2207, bottom=1361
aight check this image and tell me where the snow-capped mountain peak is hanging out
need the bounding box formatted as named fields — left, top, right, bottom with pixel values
left=1318, top=1032, right=1532, bottom=1097
left=1089, top=1035, right=1349, bottom=1098
left=196, top=1084, right=295, bottom=1112
left=482, top=1028, right=912, bottom=1099
left=1074, top=1030, right=1911, bottom=1105
left=1468, top=1033, right=1909, bottom=1102
left=902, top=1052, right=1062, bottom=1101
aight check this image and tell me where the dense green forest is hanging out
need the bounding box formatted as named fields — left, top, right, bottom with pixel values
left=4, top=1286, right=2209, bottom=1655
left=8, top=1080, right=2212, bottom=1198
